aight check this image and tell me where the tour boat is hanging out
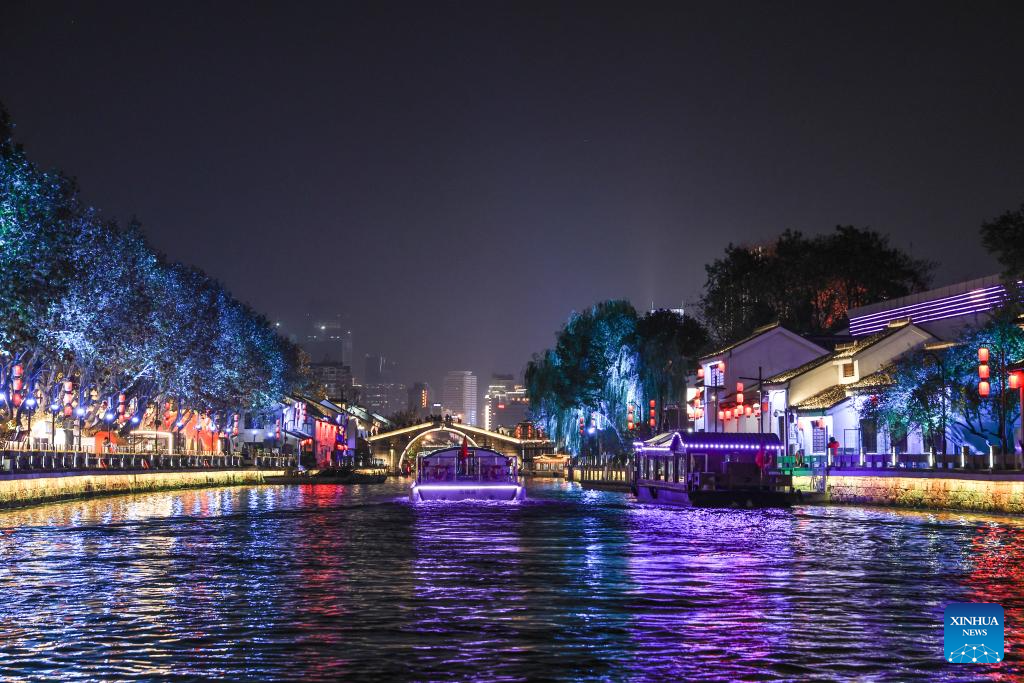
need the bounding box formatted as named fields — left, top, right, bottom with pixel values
left=632, top=431, right=821, bottom=507
left=410, top=445, right=525, bottom=502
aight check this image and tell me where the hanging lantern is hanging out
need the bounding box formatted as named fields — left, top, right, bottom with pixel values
left=979, top=363, right=990, bottom=379
left=648, top=417, right=656, bottom=428
left=697, top=367, right=705, bottom=379
left=718, top=410, right=725, bottom=420
left=1011, top=372, right=1021, bottom=390
left=736, top=392, right=744, bottom=404
left=979, top=380, right=991, bottom=397
left=745, top=405, right=752, bottom=417
left=978, top=347, right=990, bottom=363
left=718, top=360, right=726, bottom=373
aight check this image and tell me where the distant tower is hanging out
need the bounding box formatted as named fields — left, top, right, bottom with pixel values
left=443, top=371, right=478, bottom=426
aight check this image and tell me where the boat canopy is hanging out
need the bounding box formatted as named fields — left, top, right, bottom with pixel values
left=421, top=447, right=510, bottom=463
left=636, top=431, right=783, bottom=457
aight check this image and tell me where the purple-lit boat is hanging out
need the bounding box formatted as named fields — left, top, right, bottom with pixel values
left=633, top=431, right=815, bottom=507
left=410, top=447, right=525, bottom=502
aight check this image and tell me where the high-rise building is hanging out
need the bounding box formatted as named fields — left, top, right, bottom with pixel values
left=364, top=354, right=397, bottom=384
left=408, top=382, right=432, bottom=418
left=362, top=382, right=407, bottom=418
left=304, top=315, right=353, bottom=366
left=362, top=354, right=404, bottom=417
left=442, top=371, right=478, bottom=425
left=309, top=361, right=354, bottom=403
left=483, top=374, right=530, bottom=431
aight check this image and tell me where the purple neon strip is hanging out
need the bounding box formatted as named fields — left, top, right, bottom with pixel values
left=849, top=286, right=1008, bottom=335
left=850, top=285, right=1005, bottom=325
left=413, top=484, right=521, bottom=490
left=850, top=293, right=1005, bottom=331
left=850, top=294, right=1005, bottom=332
left=847, top=286, right=999, bottom=325
left=851, top=299, right=1005, bottom=334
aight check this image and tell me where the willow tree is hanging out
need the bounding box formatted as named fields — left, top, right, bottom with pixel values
left=526, top=300, right=641, bottom=455
left=525, top=301, right=709, bottom=455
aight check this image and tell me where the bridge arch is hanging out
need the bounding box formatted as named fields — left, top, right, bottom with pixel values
left=398, top=427, right=478, bottom=469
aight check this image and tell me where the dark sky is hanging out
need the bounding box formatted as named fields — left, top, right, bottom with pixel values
left=3, top=2, right=1024, bottom=390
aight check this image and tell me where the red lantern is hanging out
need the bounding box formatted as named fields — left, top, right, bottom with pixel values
left=979, top=380, right=991, bottom=397
left=979, top=363, right=990, bottom=379
left=718, top=410, right=725, bottom=420
left=736, top=392, right=744, bottom=404
left=697, top=367, right=705, bottom=379
left=745, top=405, right=752, bottom=417
left=1011, top=372, right=1021, bottom=390
left=718, top=361, right=725, bottom=373
left=978, top=347, right=990, bottom=363
left=649, top=399, right=656, bottom=408
left=649, top=417, right=656, bottom=428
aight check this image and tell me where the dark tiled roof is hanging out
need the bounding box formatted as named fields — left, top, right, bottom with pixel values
left=700, top=322, right=781, bottom=360
left=763, top=353, right=834, bottom=385
left=791, top=385, right=849, bottom=411
left=832, top=321, right=911, bottom=358
left=845, top=367, right=895, bottom=391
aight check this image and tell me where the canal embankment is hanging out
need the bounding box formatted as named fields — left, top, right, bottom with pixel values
left=570, top=462, right=1024, bottom=515
left=0, top=468, right=286, bottom=508
left=825, top=469, right=1024, bottom=514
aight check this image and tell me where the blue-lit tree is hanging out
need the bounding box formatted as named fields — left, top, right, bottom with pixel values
left=0, top=102, right=307, bottom=438
left=526, top=301, right=708, bottom=457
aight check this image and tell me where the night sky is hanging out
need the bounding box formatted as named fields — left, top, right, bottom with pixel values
left=3, top=2, right=1024, bottom=390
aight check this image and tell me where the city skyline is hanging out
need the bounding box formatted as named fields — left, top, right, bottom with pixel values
left=3, top=3, right=1023, bottom=384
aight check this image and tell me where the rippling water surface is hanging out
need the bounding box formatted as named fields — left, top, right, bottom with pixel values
left=0, top=479, right=1022, bottom=681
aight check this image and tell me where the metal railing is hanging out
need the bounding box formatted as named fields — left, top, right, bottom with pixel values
left=777, top=447, right=1022, bottom=473
left=0, top=449, right=297, bottom=474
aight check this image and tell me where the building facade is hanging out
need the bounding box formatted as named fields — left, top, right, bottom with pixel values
left=443, top=370, right=478, bottom=425
left=483, top=374, right=530, bottom=431
left=309, top=361, right=354, bottom=403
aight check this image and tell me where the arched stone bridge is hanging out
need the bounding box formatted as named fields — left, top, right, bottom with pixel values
left=367, top=420, right=553, bottom=472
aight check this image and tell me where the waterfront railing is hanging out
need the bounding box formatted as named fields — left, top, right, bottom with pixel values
left=0, top=449, right=297, bottom=474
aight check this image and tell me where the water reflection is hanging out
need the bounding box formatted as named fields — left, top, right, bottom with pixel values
left=0, top=481, right=1019, bottom=680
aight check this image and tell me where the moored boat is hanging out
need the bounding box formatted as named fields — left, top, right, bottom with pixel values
left=633, top=431, right=821, bottom=507
left=264, top=466, right=388, bottom=485
left=410, top=446, right=525, bottom=502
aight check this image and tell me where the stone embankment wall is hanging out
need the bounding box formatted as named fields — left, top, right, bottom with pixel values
left=827, top=470, right=1024, bottom=514
left=0, top=469, right=285, bottom=508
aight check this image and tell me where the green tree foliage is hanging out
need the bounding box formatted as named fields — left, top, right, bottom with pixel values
left=863, top=308, right=1024, bottom=454
left=0, top=102, right=308, bottom=435
left=526, top=301, right=708, bottom=455
left=636, top=309, right=709, bottom=419
left=700, top=226, right=932, bottom=344
left=980, top=202, right=1024, bottom=280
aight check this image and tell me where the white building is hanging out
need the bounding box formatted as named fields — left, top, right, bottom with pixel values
left=695, top=323, right=828, bottom=436
left=763, top=320, right=934, bottom=458
left=443, top=370, right=479, bottom=426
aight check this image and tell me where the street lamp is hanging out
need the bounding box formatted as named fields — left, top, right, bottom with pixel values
left=75, top=406, right=85, bottom=451
left=25, top=397, right=36, bottom=447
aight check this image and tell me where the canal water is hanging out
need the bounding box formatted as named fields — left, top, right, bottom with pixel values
left=0, top=479, right=1020, bottom=681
